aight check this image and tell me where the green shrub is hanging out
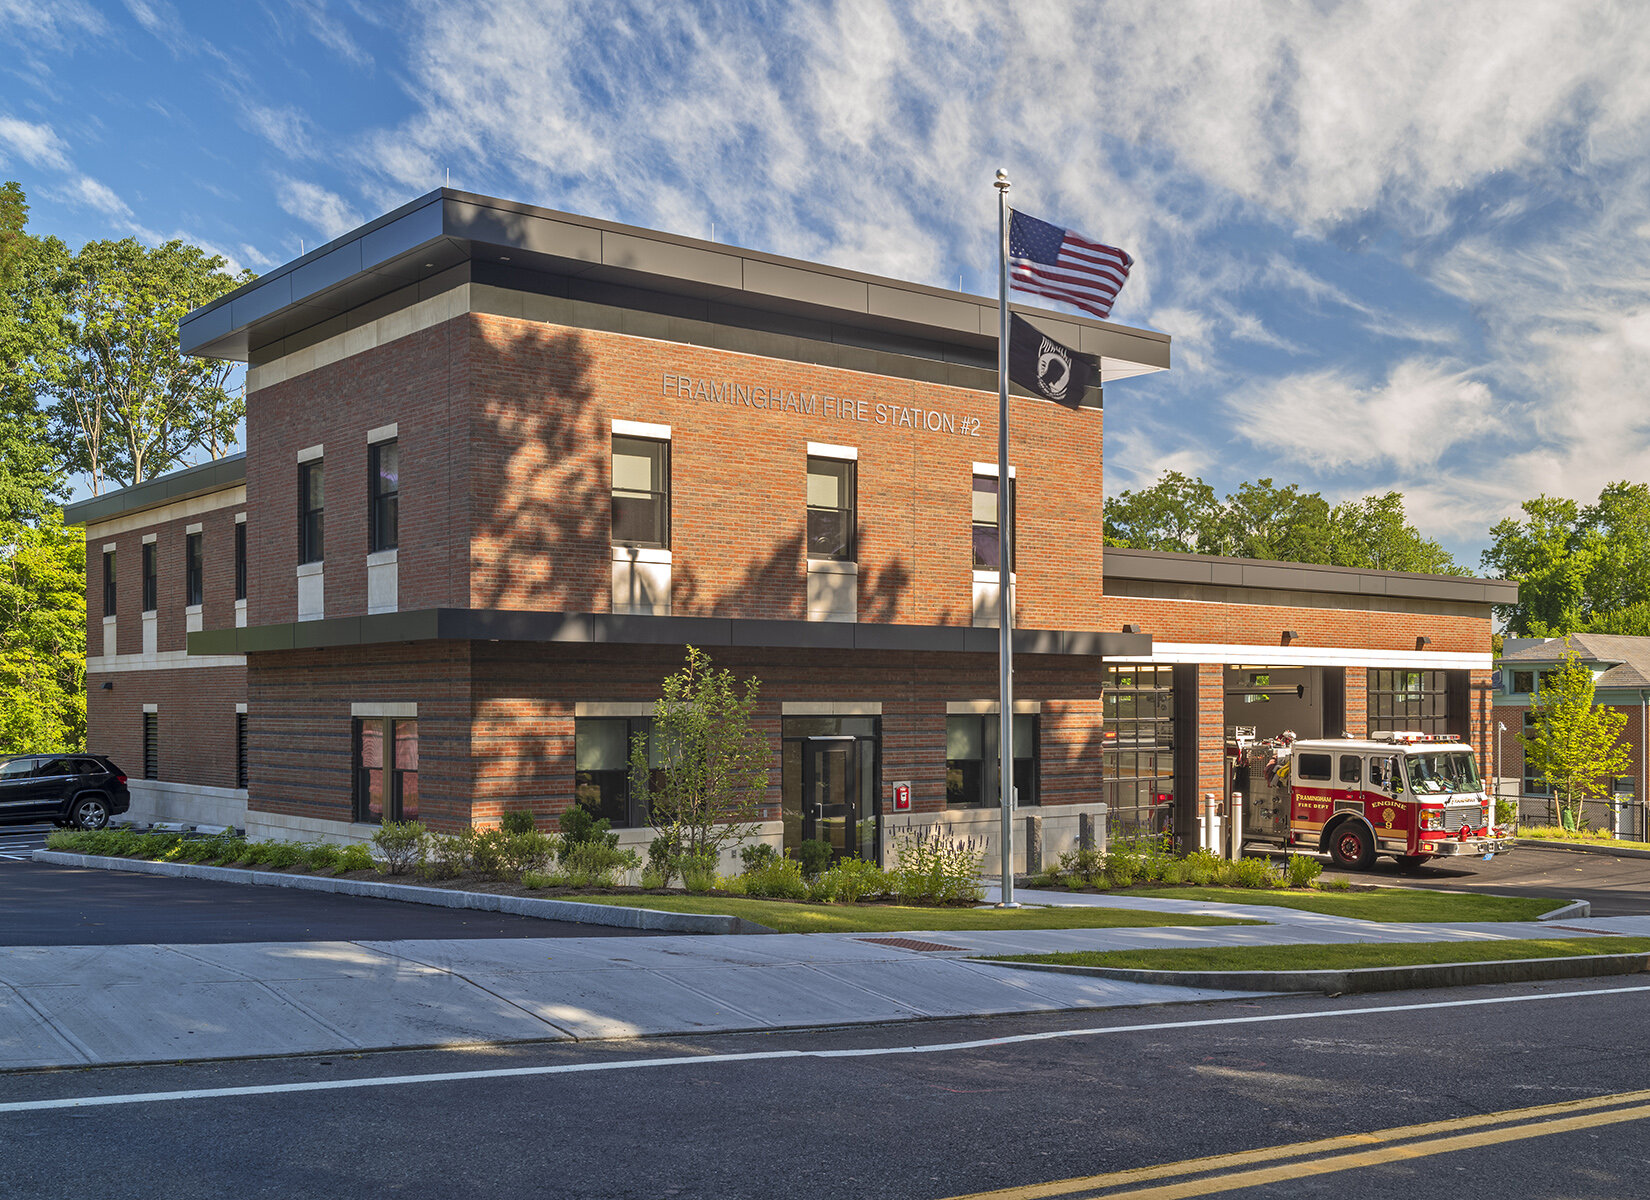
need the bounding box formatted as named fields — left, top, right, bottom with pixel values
left=471, top=828, right=560, bottom=881
left=501, top=810, right=537, bottom=834
left=174, top=838, right=220, bottom=864
left=559, top=802, right=619, bottom=857
left=135, top=832, right=185, bottom=859
left=238, top=841, right=280, bottom=865
left=647, top=835, right=681, bottom=887
left=260, top=841, right=306, bottom=869
left=639, top=867, right=666, bottom=889
left=1285, top=853, right=1323, bottom=888
left=805, top=871, right=839, bottom=902
left=740, top=855, right=806, bottom=900
left=372, top=821, right=428, bottom=876
left=820, top=857, right=886, bottom=903
left=1182, top=848, right=1222, bottom=886
left=1105, top=848, right=1142, bottom=888
left=1223, top=856, right=1282, bottom=888
left=890, top=824, right=984, bottom=904
left=1320, top=877, right=1352, bottom=891
left=1495, top=798, right=1517, bottom=827
left=521, top=869, right=558, bottom=889
left=1054, top=846, right=1106, bottom=887
left=418, top=830, right=473, bottom=880
left=561, top=840, right=638, bottom=888
left=302, top=842, right=343, bottom=872
left=680, top=851, right=718, bottom=893
left=44, top=829, right=81, bottom=851
left=795, top=839, right=833, bottom=880
left=336, top=842, right=374, bottom=872
left=738, top=841, right=778, bottom=872
left=716, top=872, right=749, bottom=895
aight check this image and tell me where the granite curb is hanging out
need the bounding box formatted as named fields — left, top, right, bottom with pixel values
left=1516, top=838, right=1650, bottom=861
left=971, top=950, right=1650, bottom=996
left=30, top=851, right=777, bottom=936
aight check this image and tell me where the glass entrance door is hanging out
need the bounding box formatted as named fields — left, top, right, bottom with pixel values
left=803, top=737, right=857, bottom=861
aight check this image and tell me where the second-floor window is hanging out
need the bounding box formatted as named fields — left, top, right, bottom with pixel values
left=299, top=461, right=325, bottom=564
left=185, top=532, right=203, bottom=606
left=235, top=523, right=247, bottom=601
left=369, top=439, right=399, bottom=553
left=611, top=435, right=669, bottom=548
left=806, top=456, right=856, bottom=561
left=103, top=550, right=116, bottom=617
left=971, top=473, right=1015, bottom=571
left=142, top=543, right=157, bottom=612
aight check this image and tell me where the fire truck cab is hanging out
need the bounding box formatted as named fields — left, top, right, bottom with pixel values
left=1238, top=731, right=1511, bottom=870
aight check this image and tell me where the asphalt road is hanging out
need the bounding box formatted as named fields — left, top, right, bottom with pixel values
left=0, top=828, right=655, bottom=944
left=1313, top=839, right=1650, bottom=916
left=4, top=978, right=1650, bottom=1199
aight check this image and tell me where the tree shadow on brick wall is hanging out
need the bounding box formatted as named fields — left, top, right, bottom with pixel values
left=469, top=323, right=607, bottom=614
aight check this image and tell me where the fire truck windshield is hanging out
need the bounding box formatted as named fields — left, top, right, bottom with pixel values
left=1405, top=751, right=1481, bottom=795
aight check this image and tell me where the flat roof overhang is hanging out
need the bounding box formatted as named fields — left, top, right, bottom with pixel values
left=188, top=609, right=1153, bottom=660
left=181, top=189, right=1169, bottom=386
left=1104, top=546, right=1519, bottom=606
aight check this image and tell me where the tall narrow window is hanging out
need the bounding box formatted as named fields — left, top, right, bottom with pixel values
left=184, top=532, right=203, bottom=606
left=142, top=712, right=158, bottom=780
left=369, top=439, right=399, bottom=552
left=103, top=550, right=116, bottom=617
left=353, top=717, right=419, bottom=823
left=806, top=456, right=856, bottom=561
left=141, top=543, right=157, bottom=612
left=971, top=474, right=1016, bottom=570
left=611, top=435, right=670, bottom=548
left=234, top=523, right=247, bottom=601
left=299, top=461, right=325, bottom=564
left=235, top=712, right=248, bottom=789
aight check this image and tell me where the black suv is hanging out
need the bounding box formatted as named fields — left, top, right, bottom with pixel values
left=0, top=754, right=130, bottom=830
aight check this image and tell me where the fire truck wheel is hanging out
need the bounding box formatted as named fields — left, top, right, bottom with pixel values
left=1395, top=854, right=1432, bottom=872
left=1329, top=823, right=1375, bottom=871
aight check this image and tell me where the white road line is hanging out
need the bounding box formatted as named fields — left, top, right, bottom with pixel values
left=4, top=983, right=1650, bottom=1116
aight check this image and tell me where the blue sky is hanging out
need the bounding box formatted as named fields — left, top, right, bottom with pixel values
left=5, top=1, right=1649, bottom=570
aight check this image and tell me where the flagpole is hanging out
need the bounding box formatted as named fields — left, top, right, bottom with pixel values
left=994, top=168, right=1018, bottom=908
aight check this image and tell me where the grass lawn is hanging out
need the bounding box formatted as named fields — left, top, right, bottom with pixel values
left=1519, top=826, right=1650, bottom=852
left=577, top=894, right=1262, bottom=935
left=987, top=937, right=1650, bottom=974
left=1123, top=886, right=1562, bottom=924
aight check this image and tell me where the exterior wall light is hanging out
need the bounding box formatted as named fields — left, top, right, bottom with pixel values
left=1121, top=623, right=1141, bottom=633
left=1281, top=630, right=1297, bottom=645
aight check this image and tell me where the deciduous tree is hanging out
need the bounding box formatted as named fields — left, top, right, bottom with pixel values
left=631, top=646, right=771, bottom=869
left=1519, top=647, right=1630, bottom=830
left=0, top=510, right=85, bottom=752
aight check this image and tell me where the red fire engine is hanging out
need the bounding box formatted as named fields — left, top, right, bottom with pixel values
left=1236, top=731, right=1511, bottom=870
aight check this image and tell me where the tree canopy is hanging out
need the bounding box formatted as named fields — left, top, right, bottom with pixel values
left=1519, top=647, right=1631, bottom=830
left=1480, top=482, right=1650, bottom=637
left=1105, top=472, right=1463, bottom=575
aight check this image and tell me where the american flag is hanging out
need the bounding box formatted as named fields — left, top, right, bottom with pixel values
left=1008, top=209, right=1132, bottom=320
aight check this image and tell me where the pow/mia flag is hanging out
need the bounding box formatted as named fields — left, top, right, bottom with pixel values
left=1008, top=312, right=1099, bottom=410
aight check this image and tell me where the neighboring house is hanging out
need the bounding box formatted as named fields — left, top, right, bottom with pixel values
left=1493, top=633, right=1650, bottom=834
left=64, top=188, right=1515, bottom=867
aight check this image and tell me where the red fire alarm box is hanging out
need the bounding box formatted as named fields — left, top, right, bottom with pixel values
left=891, top=781, right=911, bottom=812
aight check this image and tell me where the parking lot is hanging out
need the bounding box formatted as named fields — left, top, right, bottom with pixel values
left=0, top=826, right=657, bottom=945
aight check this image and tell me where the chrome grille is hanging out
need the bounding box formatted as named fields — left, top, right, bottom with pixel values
left=1443, top=805, right=1481, bottom=833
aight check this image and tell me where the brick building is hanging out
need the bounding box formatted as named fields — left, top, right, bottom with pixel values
left=66, top=189, right=1517, bottom=867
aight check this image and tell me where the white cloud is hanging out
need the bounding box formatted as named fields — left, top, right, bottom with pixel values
left=291, top=0, right=372, bottom=67
left=1225, top=360, right=1503, bottom=472
left=241, top=103, right=314, bottom=159
left=275, top=177, right=362, bottom=240
left=67, top=175, right=131, bottom=217
left=0, top=0, right=107, bottom=47
left=0, top=116, right=71, bottom=170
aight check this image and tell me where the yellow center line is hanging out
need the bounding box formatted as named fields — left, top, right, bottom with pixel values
left=943, top=1089, right=1650, bottom=1200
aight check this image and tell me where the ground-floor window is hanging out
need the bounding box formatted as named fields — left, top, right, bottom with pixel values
left=573, top=716, right=657, bottom=827
left=945, top=712, right=1039, bottom=808
left=142, top=711, right=158, bottom=780
left=1101, top=665, right=1175, bottom=836
left=354, top=717, right=418, bottom=822
left=1368, top=669, right=1450, bottom=735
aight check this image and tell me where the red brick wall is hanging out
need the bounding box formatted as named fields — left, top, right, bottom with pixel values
left=1345, top=668, right=1368, bottom=738
left=245, top=319, right=473, bottom=626
left=465, top=314, right=1106, bottom=628
left=1099, top=597, right=1489, bottom=655
left=84, top=497, right=244, bottom=655
left=1195, top=663, right=1225, bottom=806
left=85, top=665, right=246, bottom=788
left=247, top=642, right=474, bottom=832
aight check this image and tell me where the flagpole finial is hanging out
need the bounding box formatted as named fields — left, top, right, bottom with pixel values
left=994, top=168, right=1011, bottom=192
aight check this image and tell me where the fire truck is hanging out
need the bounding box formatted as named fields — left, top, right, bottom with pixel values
left=1233, top=731, right=1512, bottom=870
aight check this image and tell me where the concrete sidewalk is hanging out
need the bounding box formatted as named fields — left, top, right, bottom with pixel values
left=2, top=891, right=1638, bottom=1071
